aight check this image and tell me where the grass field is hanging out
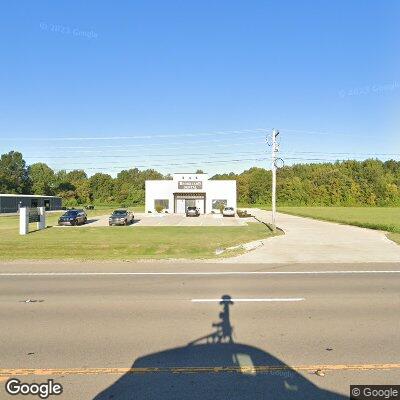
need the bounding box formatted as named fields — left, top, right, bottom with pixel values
left=277, top=206, right=400, bottom=234
left=387, top=233, right=400, bottom=245
left=0, top=211, right=272, bottom=260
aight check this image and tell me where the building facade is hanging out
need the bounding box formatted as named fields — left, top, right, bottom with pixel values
left=145, top=173, right=236, bottom=214
left=0, top=194, right=62, bottom=213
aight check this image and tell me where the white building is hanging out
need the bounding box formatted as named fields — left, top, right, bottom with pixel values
left=145, top=173, right=236, bottom=214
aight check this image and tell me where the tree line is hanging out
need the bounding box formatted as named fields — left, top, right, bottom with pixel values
left=1, top=151, right=399, bottom=207
left=0, top=151, right=163, bottom=207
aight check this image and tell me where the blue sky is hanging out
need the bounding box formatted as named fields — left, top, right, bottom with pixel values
left=0, top=0, right=399, bottom=176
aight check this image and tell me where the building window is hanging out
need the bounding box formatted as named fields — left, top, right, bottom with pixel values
left=212, top=199, right=227, bottom=210
left=154, top=199, right=169, bottom=210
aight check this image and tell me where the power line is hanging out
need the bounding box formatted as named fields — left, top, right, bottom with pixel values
left=279, top=128, right=378, bottom=138
left=0, top=128, right=267, bottom=142
left=56, top=156, right=270, bottom=171
left=2, top=124, right=397, bottom=173
left=49, top=155, right=398, bottom=172
left=22, top=150, right=266, bottom=159
left=21, top=149, right=400, bottom=162
left=2, top=126, right=396, bottom=145
left=17, top=136, right=400, bottom=158
left=8, top=137, right=266, bottom=152
left=17, top=140, right=267, bottom=157
left=38, top=152, right=269, bottom=166
left=59, top=154, right=270, bottom=164
left=282, top=151, right=400, bottom=156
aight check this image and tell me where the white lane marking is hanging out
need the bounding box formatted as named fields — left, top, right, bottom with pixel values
left=0, top=270, right=399, bottom=277
left=191, top=298, right=304, bottom=302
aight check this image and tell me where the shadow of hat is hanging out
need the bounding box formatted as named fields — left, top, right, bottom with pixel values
left=220, top=294, right=234, bottom=305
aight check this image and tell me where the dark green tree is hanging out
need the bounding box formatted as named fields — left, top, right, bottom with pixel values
left=28, top=163, right=56, bottom=195
left=0, top=151, right=30, bottom=194
left=89, top=173, right=114, bottom=203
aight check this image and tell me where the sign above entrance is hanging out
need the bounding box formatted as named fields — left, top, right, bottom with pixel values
left=178, top=181, right=203, bottom=190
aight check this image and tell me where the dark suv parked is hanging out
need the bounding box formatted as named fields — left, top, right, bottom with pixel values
left=58, top=209, right=87, bottom=226
left=109, top=209, right=134, bottom=226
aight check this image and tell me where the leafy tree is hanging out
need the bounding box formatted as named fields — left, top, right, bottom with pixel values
left=65, top=170, right=91, bottom=204
left=212, top=159, right=400, bottom=207
left=53, top=169, right=90, bottom=205
left=114, top=168, right=164, bottom=205
left=0, top=151, right=30, bottom=194
left=89, top=173, right=114, bottom=203
left=2, top=150, right=400, bottom=207
left=28, top=163, right=56, bottom=195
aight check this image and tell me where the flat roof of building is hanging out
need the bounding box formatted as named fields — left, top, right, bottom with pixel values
left=0, top=194, right=60, bottom=198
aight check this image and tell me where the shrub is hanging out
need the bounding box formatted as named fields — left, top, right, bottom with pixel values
left=64, top=198, right=79, bottom=208
left=237, top=209, right=252, bottom=218
left=155, top=205, right=163, bottom=213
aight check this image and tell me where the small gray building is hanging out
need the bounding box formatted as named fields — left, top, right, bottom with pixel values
left=0, top=194, right=62, bottom=213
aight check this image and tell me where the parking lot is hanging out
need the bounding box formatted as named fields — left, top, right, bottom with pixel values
left=55, top=212, right=251, bottom=227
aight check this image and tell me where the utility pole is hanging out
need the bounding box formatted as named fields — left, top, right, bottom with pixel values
left=270, top=128, right=279, bottom=228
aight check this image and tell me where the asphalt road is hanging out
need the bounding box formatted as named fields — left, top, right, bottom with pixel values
left=1, top=262, right=399, bottom=399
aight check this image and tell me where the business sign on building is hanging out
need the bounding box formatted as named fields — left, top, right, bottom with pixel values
left=178, top=181, right=203, bottom=190
left=145, top=173, right=236, bottom=214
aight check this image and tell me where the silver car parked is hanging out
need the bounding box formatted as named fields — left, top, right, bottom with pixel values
left=222, top=207, right=235, bottom=217
left=109, top=209, right=134, bottom=226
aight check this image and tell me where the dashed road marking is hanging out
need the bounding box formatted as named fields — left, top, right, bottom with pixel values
left=191, top=298, right=305, bottom=302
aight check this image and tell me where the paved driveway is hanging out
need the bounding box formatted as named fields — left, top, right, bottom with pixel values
left=133, top=213, right=248, bottom=226
left=56, top=213, right=249, bottom=227
left=227, top=209, right=400, bottom=263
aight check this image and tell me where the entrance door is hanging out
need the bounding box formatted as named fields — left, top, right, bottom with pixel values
left=174, top=194, right=206, bottom=214
left=176, top=199, right=186, bottom=214
left=44, top=199, right=50, bottom=210
left=195, top=199, right=205, bottom=213
left=185, top=199, right=196, bottom=211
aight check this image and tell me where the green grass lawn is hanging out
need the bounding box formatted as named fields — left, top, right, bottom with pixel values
left=388, top=233, right=400, bottom=245
left=0, top=208, right=114, bottom=233
left=276, top=206, right=400, bottom=233
left=0, top=213, right=272, bottom=260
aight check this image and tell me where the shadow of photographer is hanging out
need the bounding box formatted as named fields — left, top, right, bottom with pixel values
left=94, top=295, right=346, bottom=400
